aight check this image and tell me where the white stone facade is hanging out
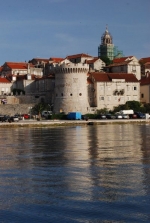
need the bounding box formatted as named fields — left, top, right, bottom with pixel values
left=88, top=72, right=140, bottom=111
left=53, top=62, right=90, bottom=114
left=106, top=56, right=141, bottom=80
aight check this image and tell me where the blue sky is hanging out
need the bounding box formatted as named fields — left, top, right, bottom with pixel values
left=0, top=0, right=149, bottom=65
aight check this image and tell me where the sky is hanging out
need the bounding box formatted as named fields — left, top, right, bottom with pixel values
left=0, top=0, right=149, bottom=65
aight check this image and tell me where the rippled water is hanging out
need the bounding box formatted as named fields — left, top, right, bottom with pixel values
left=0, top=124, right=150, bottom=223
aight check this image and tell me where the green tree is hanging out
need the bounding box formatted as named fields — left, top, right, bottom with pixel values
left=100, top=56, right=112, bottom=66
left=96, top=108, right=108, bottom=114
left=125, top=101, right=141, bottom=112
left=32, top=102, right=47, bottom=118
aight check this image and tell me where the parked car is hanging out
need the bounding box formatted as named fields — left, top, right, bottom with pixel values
left=129, top=114, right=137, bottom=119
left=122, top=114, right=129, bottom=119
left=0, top=115, right=10, bottom=122
left=22, top=114, right=30, bottom=119
left=134, top=112, right=146, bottom=119
left=42, top=111, right=52, bottom=118
left=81, top=115, right=89, bottom=120
left=106, top=113, right=116, bottom=119
left=115, top=113, right=123, bottom=119
left=98, top=114, right=106, bottom=119
left=8, top=115, right=19, bottom=122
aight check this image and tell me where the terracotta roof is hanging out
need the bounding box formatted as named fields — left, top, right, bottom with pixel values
left=139, top=57, right=150, bottom=64
left=86, top=58, right=99, bottom=64
left=106, top=61, right=131, bottom=67
left=66, top=53, right=93, bottom=59
left=113, top=56, right=133, bottom=63
left=0, top=77, right=11, bottom=83
left=89, top=72, right=110, bottom=82
left=107, top=73, right=139, bottom=82
left=140, top=74, right=150, bottom=85
left=89, top=72, right=139, bottom=83
left=3, top=62, right=34, bottom=69
left=49, top=58, right=64, bottom=63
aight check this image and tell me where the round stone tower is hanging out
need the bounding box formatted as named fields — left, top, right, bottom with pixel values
left=53, top=62, right=90, bottom=114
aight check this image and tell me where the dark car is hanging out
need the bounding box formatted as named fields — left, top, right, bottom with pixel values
left=106, top=113, right=116, bottom=119
left=81, top=115, right=89, bottom=121
left=98, top=114, right=106, bottom=119
left=8, top=116, right=19, bottom=122
left=134, top=112, right=145, bottom=119
left=0, top=115, right=10, bottom=122
left=129, top=114, right=137, bottom=119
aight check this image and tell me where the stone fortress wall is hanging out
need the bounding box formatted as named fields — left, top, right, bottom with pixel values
left=53, top=62, right=90, bottom=114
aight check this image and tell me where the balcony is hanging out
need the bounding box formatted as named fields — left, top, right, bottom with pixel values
left=113, top=89, right=125, bottom=95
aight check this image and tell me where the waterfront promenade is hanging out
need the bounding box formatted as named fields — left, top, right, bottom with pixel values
left=0, top=118, right=150, bottom=127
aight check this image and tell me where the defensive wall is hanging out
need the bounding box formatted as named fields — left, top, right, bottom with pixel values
left=53, top=63, right=90, bottom=114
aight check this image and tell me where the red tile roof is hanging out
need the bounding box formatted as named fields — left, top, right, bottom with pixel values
left=66, top=53, right=93, bottom=59
left=139, top=57, right=150, bottom=64
left=3, top=62, right=34, bottom=69
left=88, top=72, right=139, bottom=83
left=0, top=77, right=11, bottom=83
left=113, top=56, right=133, bottom=63
left=106, top=61, right=131, bottom=67
left=49, top=58, right=64, bottom=63
left=89, top=72, right=110, bottom=82
left=86, top=58, right=99, bottom=64
left=140, top=74, right=150, bottom=85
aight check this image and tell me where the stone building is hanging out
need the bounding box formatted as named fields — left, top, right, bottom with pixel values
left=139, top=57, right=150, bottom=77
left=66, top=53, right=105, bottom=72
left=0, top=77, right=12, bottom=104
left=88, top=72, right=140, bottom=111
left=52, top=61, right=90, bottom=114
left=105, top=56, right=141, bottom=80
left=140, top=73, right=150, bottom=103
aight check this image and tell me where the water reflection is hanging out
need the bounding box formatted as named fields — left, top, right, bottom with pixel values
left=0, top=124, right=150, bottom=222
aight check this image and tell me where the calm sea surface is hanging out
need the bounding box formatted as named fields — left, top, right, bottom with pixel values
left=0, top=123, right=150, bottom=223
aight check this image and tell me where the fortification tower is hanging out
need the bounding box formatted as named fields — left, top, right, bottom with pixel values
left=53, top=62, right=90, bottom=114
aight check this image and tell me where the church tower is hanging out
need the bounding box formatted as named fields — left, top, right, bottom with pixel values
left=98, top=26, right=114, bottom=61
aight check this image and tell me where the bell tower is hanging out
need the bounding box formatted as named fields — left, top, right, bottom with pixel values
left=98, top=26, right=114, bottom=60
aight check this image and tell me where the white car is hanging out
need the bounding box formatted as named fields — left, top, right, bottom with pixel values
left=41, top=111, right=52, bottom=118
left=115, top=114, right=123, bottom=119
left=122, top=114, right=129, bottom=119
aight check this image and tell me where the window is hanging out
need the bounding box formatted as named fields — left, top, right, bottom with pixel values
left=70, top=93, right=73, bottom=96
left=132, top=65, right=136, bottom=71
left=79, top=93, right=82, bottom=96
left=61, top=93, right=63, bottom=96
left=134, top=86, right=137, bottom=90
left=100, top=96, right=104, bottom=100
left=141, top=93, right=144, bottom=98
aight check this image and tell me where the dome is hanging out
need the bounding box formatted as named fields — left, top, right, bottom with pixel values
left=101, top=26, right=113, bottom=45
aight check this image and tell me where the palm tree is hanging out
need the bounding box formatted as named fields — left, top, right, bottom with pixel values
left=32, top=102, right=47, bottom=119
